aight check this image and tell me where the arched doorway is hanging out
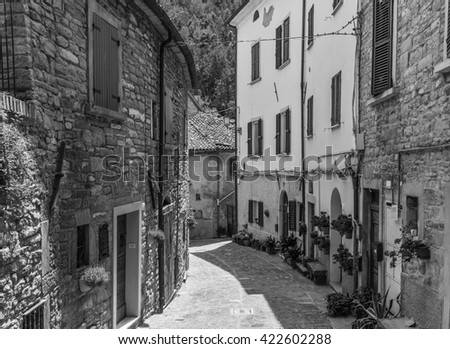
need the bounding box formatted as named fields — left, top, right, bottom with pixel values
left=279, top=191, right=289, bottom=239
left=330, top=188, right=342, bottom=284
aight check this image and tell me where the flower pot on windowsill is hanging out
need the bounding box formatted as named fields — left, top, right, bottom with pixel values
left=417, top=246, right=430, bottom=259
left=79, top=279, right=91, bottom=293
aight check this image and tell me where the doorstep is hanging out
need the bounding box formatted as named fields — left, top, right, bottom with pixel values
left=117, top=316, right=140, bottom=329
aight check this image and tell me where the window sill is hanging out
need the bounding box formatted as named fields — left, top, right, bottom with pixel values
left=332, top=0, right=344, bottom=16
left=366, top=87, right=399, bottom=107
left=249, top=77, right=262, bottom=85
left=248, top=155, right=262, bottom=160
left=277, top=59, right=291, bottom=71
left=434, top=59, right=450, bottom=74
left=306, top=134, right=313, bottom=139
left=86, top=105, right=125, bottom=121
left=278, top=152, right=291, bottom=158
left=330, top=123, right=341, bottom=130
left=307, top=41, right=314, bottom=50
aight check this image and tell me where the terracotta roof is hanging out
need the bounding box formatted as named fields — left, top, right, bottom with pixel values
left=188, top=111, right=235, bottom=152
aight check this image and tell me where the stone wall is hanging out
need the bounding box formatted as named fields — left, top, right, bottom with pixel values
left=1, top=0, right=191, bottom=329
left=359, top=0, right=450, bottom=328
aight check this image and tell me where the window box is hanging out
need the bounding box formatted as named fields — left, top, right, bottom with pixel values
left=434, top=59, right=450, bottom=74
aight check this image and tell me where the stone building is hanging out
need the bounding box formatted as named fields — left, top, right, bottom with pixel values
left=188, top=107, right=236, bottom=240
left=358, top=0, right=450, bottom=328
left=0, top=0, right=196, bottom=329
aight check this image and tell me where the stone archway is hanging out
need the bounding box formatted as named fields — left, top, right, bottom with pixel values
left=330, top=188, right=343, bottom=284
left=279, top=190, right=289, bottom=239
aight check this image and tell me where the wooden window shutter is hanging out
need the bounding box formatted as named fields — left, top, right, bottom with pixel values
left=275, top=26, right=282, bottom=68
left=93, top=13, right=120, bottom=111
left=308, top=6, right=314, bottom=46
left=447, top=0, right=450, bottom=58
left=372, top=0, right=393, bottom=96
left=283, top=17, right=290, bottom=62
left=285, top=109, right=291, bottom=154
left=248, top=200, right=254, bottom=223
left=251, top=43, right=260, bottom=81
left=258, top=201, right=264, bottom=227
left=257, top=119, right=263, bottom=156
left=307, top=96, right=313, bottom=136
left=288, top=201, right=296, bottom=231
left=275, top=113, right=281, bottom=155
left=247, top=122, right=253, bottom=155
left=331, top=72, right=341, bottom=126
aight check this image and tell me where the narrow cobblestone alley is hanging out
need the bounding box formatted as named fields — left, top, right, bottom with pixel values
left=142, top=240, right=349, bottom=329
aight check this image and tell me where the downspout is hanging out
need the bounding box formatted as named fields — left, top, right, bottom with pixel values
left=353, top=3, right=362, bottom=291
left=158, top=31, right=172, bottom=313
left=301, top=0, right=307, bottom=254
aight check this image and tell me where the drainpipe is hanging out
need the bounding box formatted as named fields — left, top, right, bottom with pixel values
left=158, top=31, right=172, bottom=313
left=301, top=0, right=307, bottom=254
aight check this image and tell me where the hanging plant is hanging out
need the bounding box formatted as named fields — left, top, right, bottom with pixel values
left=149, top=229, right=165, bottom=241
left=299, top=221, right=307, bottom=235
left=384, top=224, right=430, bottom=268
left=80, top=265, right=110, bottom=288
left=311, top=212, right=330, bottom=233
left=331, top=214, right=353, bottom=239
left=332, top=244, right=354, bottom=274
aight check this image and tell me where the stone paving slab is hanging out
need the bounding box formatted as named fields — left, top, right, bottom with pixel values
left=141, top=239, right=353, bottom=329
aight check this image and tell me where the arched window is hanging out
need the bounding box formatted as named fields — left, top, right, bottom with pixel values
left=253, top=10, right=260, bottom=22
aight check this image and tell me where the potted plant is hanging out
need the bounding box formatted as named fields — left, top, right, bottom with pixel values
left=332, top=244, right=354, bottom=275
left=186, top=207, right=198, bottom=230
left=310, top=230, right=319, bottom=240
left=331, top=214, right=353, bottom=239
left=149, top=229, right=165, bottom=242
left=80, top=265, right=110, bottom=292
left=265, top=236, right=277, bottom=255
left=299, top=221, right=307, bottom=236
left=312, top=211, right=330, bottom=234
left=318, top=236, right=330, bottom=255
left=384, top=225, right=430, bottom=268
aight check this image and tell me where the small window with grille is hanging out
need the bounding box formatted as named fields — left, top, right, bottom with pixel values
left=331, top=71, right=342, bottom=127
left=22, top=301, right=46, bottom=329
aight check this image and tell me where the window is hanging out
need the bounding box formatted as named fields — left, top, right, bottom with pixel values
left=247, top=119, right=263, bottom=156
left=253, top=10, right=260, bottom=22
left=227, top=157, right=237, bottom=180
left=307, top=96, right=313, bottom=137
left=275, top=17, right=290, bottom=68
left=372, top=0, right=393, bottom=96
left=333, top=0, right=343, bottom=12
left=251, top=42, right=260, bottom=82
left=331, top=72, right=341, bottom=127
left=89, top=3, right=122, bottom=117
left=196, top=194, right=201, bottom=201
left=308, top=5, right=314, bottom=47
left=406, top=196, right=418, bottom=235
left=98, top=223, right=109, bottom=260
left=22, top=301, right=46, bottom=329
left=276, top=108, right=291, bottom=155
left=248, top=200, right=264, bottom=227
left=447, top=0, right=450, bottom=58
left=76, top=225, right=89, bottom=268
left=151, top=100, right=158, bottom=141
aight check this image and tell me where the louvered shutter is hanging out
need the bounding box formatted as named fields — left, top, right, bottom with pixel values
left=285, top=109, right=291, bottom=154
left=93, top=13, right=120, bottom=111
left=307, top=96, right=313, bottom=136
left=331, top=72, right=341, bottom=126
left=258, top=201, right=264, bottom=227
left=248, top=200, right=254, bottom=223
left=247, top=122, right=253, bottom=156
left=447, top=0, right=450, bottom=57
left=275, top=26, right=282, bottom=68
left=372, top=0, right=393, bottom=96
left=288, top=201, right=296, bottom=231
left=283, top=17, right=290, bottom=63
left=308, top=6, right=314, bottom=46
left=276, top=113, right=281, bottom=155
left=251, top=43, right=260, bottom=81
left=257, top=119, right=263, bottom=156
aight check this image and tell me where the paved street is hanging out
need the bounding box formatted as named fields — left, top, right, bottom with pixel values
left=142, top=239, right=348, bottom=329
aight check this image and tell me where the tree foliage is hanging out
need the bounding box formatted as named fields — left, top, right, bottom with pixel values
left=158, top=0, right=240, bottom=112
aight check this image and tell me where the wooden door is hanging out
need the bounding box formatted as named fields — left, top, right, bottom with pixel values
left=164, top=215, right=175, bottom=304
left=281, top=192, right=289, bottom=239
left=227, top=205, right=234, bottom=237
left=116, top=214, right=127, bottom=324
left=370, top=195, right=380, bottom=293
